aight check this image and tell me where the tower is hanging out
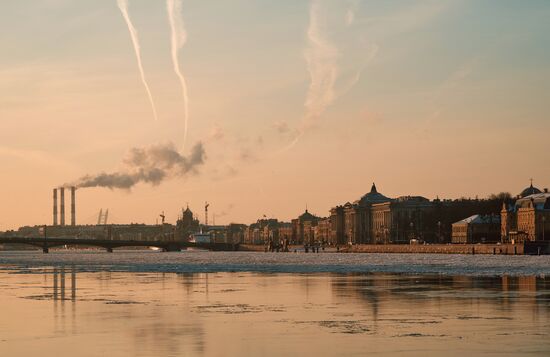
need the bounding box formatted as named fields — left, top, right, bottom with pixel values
left=60, top=187, right=65, bottom=226
left=53, top=188, right=58, bottom=226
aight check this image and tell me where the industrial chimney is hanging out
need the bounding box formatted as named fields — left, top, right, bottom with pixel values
left=60, top=187, right=65, bottom=226
left=71, top=186, right=76, bottom=226
left=53, top=188, right=58, bottom=226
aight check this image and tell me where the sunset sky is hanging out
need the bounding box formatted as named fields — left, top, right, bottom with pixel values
left=1, top=0, right=549, bottom=229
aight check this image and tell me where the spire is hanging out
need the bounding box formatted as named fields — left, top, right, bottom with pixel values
left=371, top=182, right=377, bottom=193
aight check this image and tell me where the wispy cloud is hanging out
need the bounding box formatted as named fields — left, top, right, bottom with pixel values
left=283, top=0, right=339, bottom=150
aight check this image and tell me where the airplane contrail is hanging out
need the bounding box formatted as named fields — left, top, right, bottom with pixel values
left=283, top=0, right=338, bottom=151
left=303, top=0, right=338, bottom=134
left=167, top=0, right=190, bottom=150
left=117, top=0, right=159, bottom=121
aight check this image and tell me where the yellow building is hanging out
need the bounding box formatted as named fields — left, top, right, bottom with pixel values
left=501, top=183, right=550, bottom=242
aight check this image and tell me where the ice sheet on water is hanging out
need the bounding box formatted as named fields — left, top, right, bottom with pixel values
left=0, top=251, right=549, bottom=276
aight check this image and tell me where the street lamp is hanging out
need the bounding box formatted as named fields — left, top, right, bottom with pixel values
left=437, top=221, right=442, bottom=243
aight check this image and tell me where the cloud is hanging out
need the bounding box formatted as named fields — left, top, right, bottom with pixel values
left=303, top=0, right=339, bottom=129
left=273, top=120, right=291, bottom=134
left=207, top=124, right=225, bottom=141
left=346, top=8, right=355, bottom=26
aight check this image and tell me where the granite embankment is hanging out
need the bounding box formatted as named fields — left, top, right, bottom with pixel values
left=240, top=242, right=550, bottom=255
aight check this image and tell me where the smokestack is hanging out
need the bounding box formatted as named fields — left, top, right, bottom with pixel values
left=71, top=186, right=76, bottom=226
left=60, top=187, right=65, bottom=226
left=53, top=188, right=58, bottom=226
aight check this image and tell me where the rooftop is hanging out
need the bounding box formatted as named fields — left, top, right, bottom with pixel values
left=454, top=214, right=501, bottom=225
left=520, top=181, right=542, bottom=198
left=357, top=183, right=392, bottom=206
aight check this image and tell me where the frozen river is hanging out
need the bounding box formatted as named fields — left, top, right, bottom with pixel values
left=0, top=251, right=549, bottom=356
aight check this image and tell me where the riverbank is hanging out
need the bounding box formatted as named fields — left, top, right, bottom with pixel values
left=239, top=242, right=550, bottom=255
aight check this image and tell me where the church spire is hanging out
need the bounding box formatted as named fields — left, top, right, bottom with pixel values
left=371, top=182, right=377, bottom=193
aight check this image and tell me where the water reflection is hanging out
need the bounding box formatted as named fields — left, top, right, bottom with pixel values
left=51, top=266, right=77, bottom=301
left=1, top=270, right=549, bottom=356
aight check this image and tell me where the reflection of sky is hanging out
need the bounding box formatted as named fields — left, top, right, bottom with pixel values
left=0, top=269, right=549, bottom=356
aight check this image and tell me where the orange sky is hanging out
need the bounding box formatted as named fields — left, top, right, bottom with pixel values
left=1, top=1, right=549, bottom=229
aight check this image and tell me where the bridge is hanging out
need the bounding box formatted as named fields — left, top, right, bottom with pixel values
left=0, top=236, right=239, bottom=253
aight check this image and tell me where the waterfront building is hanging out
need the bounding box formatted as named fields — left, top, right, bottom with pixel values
left=451, top=214, right=501, bottom=244
left=244, top=218, right=278, bottom=245
left=501, top=183, right=550, bottom=242
left=329, top=183, right=393, bottom=245
left=226, top=224, right=247, bottom=244
left=291, top=210, right=320, bottom=244
left=371, top=196, right=434, bottom=244
left=328, top=183, right=508, bottom=245
left=314, top=217, right=331, bottom=244
left=176, top=206, right=200, bottom=240
left=278, top=223, right=293, bottom=243
left=329, top=205, right=345, bottom=245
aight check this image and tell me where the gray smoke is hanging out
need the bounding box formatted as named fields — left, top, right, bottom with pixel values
left=74, top=142, right=205, bottom=189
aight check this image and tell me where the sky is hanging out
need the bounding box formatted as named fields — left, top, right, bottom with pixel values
left=1, top=0, right=549, bottom=229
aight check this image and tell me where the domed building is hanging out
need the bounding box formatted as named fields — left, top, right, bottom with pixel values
left=291, top=208, right=321, bottom=245
left=519, top=181, right=542, bottom=198
left=176, top=205, right=200, bottom=240
left=330, top=183, right=394, bottom=245
left=501, top=182, right=550, bottom=242
left=356, top=183, right=392, bottom=206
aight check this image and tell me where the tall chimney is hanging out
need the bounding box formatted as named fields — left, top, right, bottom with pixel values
left=53, top=188, right=58, bottom=226
left=71, top=186, right=76, bottom=226
left=60, top=187, right=65, bottom=226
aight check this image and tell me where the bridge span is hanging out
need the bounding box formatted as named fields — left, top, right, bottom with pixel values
left=0, top=236, right=239, bottom=253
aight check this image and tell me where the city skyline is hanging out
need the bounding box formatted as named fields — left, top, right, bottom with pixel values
left=1, top=0, right=550, bottom=230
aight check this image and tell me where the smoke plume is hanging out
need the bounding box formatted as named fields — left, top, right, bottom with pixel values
left=74, top=142, right=205, bottom=190
left=117, top=0, right=159, bottom=121
left=166, top=0, right=190, bottom=150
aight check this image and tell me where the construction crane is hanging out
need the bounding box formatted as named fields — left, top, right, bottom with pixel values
left=205, top=202, right=209, bottom=226
left=97, top=209, right=109, bottom=225
left=159, top=211, right=166, bottom=225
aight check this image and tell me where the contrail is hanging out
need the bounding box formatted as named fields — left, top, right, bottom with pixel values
left=117, top=0, right=159, bottom=121
left=303, top=0, right=338, bottom=130
left=167, top=0, right=190, bottom=150
left=283, top=0, right=339, bottom=151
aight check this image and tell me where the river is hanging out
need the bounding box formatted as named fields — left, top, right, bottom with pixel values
left=0, top=251, right=549, bottom=356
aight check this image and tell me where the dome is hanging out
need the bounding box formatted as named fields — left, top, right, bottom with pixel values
left=520, top=182, right=541, bottom=198
left=357, top=183, right=392, bottom=206
left=298, top=209, right=318, bottom=222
